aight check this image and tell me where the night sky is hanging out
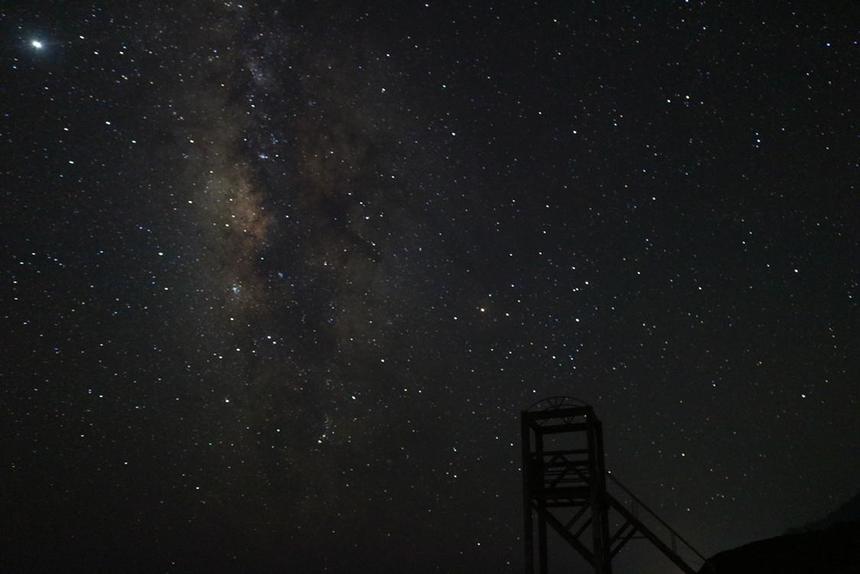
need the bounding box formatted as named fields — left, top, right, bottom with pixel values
left=2, top=2, right=858, bottom=572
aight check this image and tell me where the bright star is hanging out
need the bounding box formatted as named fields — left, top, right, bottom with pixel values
left=30, top=39, right=44, bottom=50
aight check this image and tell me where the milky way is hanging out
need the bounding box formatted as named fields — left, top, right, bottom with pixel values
left=154, top=4, right=440, bottom=549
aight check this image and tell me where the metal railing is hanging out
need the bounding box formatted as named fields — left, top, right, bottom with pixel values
left=606, top=472, right=707, bottom=570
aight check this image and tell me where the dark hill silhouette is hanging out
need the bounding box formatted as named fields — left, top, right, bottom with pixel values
left=789, top=491, right=860, bottom=534
left=701, top=492, right=860, bottom=574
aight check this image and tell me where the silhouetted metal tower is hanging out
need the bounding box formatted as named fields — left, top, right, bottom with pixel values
left=522, top=397, right=705, bottom=574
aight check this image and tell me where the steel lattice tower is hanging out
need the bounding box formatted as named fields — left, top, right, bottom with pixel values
left=521, top=397, right=705, bottom=574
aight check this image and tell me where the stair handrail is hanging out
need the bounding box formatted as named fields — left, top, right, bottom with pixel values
left=606, top=472, right=707, bottom=564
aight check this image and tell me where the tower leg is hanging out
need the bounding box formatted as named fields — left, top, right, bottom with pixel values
left=538, top=511, right=548, bottom=574
left=522, top=415, right=534, bottom=574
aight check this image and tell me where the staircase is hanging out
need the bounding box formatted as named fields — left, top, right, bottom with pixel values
left=605, top=473, right=706, bottom=573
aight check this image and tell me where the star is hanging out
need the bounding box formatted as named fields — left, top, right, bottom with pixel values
left=30, top=39, right=44, bottom=50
